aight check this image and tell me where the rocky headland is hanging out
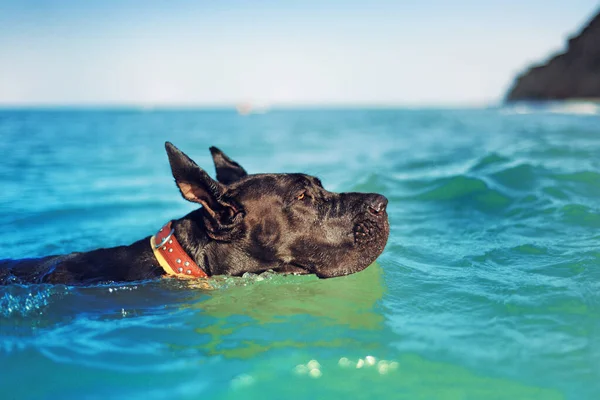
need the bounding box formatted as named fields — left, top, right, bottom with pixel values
left=506, top=10, right=600, bottom=102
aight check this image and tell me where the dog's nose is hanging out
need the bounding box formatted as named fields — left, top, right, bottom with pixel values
left=365, top=194, right=388, bottom=216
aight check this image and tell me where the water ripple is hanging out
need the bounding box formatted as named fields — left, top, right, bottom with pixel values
left=1, top=108, right=600, bottom=399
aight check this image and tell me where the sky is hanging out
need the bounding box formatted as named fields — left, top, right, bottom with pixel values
left=0, top=0, right=598, bottom=106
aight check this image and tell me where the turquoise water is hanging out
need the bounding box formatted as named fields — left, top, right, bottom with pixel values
left=1, top=107, right=599, bottom=399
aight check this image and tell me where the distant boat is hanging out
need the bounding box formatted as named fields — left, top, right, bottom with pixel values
left=236, top=102, right=270, bottom=115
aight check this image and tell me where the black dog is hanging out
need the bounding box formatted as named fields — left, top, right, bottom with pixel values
left=0, top=143, right=389, bottom=285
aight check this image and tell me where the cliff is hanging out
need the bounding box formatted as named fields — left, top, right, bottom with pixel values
left=506, top=10, right=600, bottom=102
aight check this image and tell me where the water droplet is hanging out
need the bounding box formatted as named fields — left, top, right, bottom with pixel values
left=356, top=359, right=365, bottom=368
left=294, top=365, right=308, bottom=375
left=309, top=368, right=322, bottom=378
left=231, top=374, right=254, bottom=388
left=365, top=355, right=376, bottom=366
left=338, top=357, right=351, bottom=367
left=307, top=359, right=320, bottom=369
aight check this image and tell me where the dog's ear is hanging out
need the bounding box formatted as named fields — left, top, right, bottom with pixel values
left=209, top=146, right=248, bottom=185
left=165, top=142, right=241, bottom=226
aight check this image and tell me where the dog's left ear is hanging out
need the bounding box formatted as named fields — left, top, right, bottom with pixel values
left=165, top=142, right=242, bottom=233
left=209, top=146, right=248, bottom=185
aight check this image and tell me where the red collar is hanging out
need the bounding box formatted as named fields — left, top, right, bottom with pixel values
left=150, top=221, right=208, bottom=279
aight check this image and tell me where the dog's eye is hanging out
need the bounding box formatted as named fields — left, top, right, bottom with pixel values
left=296, top=192, right=306, bottom=201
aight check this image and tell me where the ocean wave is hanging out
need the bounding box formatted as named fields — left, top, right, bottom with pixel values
left=502, top=102, right=600, bottom=115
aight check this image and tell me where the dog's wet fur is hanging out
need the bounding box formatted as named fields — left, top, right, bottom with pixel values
left=0, top=143, right=389, bottom=285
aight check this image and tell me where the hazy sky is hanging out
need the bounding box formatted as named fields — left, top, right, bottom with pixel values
left=0, top=0, right=598, bottom=106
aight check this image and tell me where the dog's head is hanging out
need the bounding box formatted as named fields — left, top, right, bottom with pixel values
left=165, top=142, right=389, bottom=278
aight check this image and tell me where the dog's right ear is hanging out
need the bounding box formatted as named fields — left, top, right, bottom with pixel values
left=165, top=142, right=240, bottom=226
left=209, top=146, right=248, bottom=185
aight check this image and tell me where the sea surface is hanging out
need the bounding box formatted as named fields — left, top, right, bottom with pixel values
left=0, top=106, right=599, bottom=399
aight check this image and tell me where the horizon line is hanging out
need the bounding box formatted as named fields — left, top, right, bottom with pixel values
left=0, top=101, right=502, bottom=110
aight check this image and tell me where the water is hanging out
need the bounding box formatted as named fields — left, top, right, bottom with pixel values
left=1, top=107, right=599, bottom=399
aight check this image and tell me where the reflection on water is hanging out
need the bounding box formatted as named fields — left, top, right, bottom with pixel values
left=184, top=262, right=385, bottom=359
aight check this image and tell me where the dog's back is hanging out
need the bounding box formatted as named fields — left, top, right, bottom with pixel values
left=0, top=256, right=64, bottom=284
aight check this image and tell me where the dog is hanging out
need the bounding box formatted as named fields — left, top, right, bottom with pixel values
left=0, top=143, right=389, bottom=285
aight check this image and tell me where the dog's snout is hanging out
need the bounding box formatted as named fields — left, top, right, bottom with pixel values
left=365, top=194, right=388, bottom=216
